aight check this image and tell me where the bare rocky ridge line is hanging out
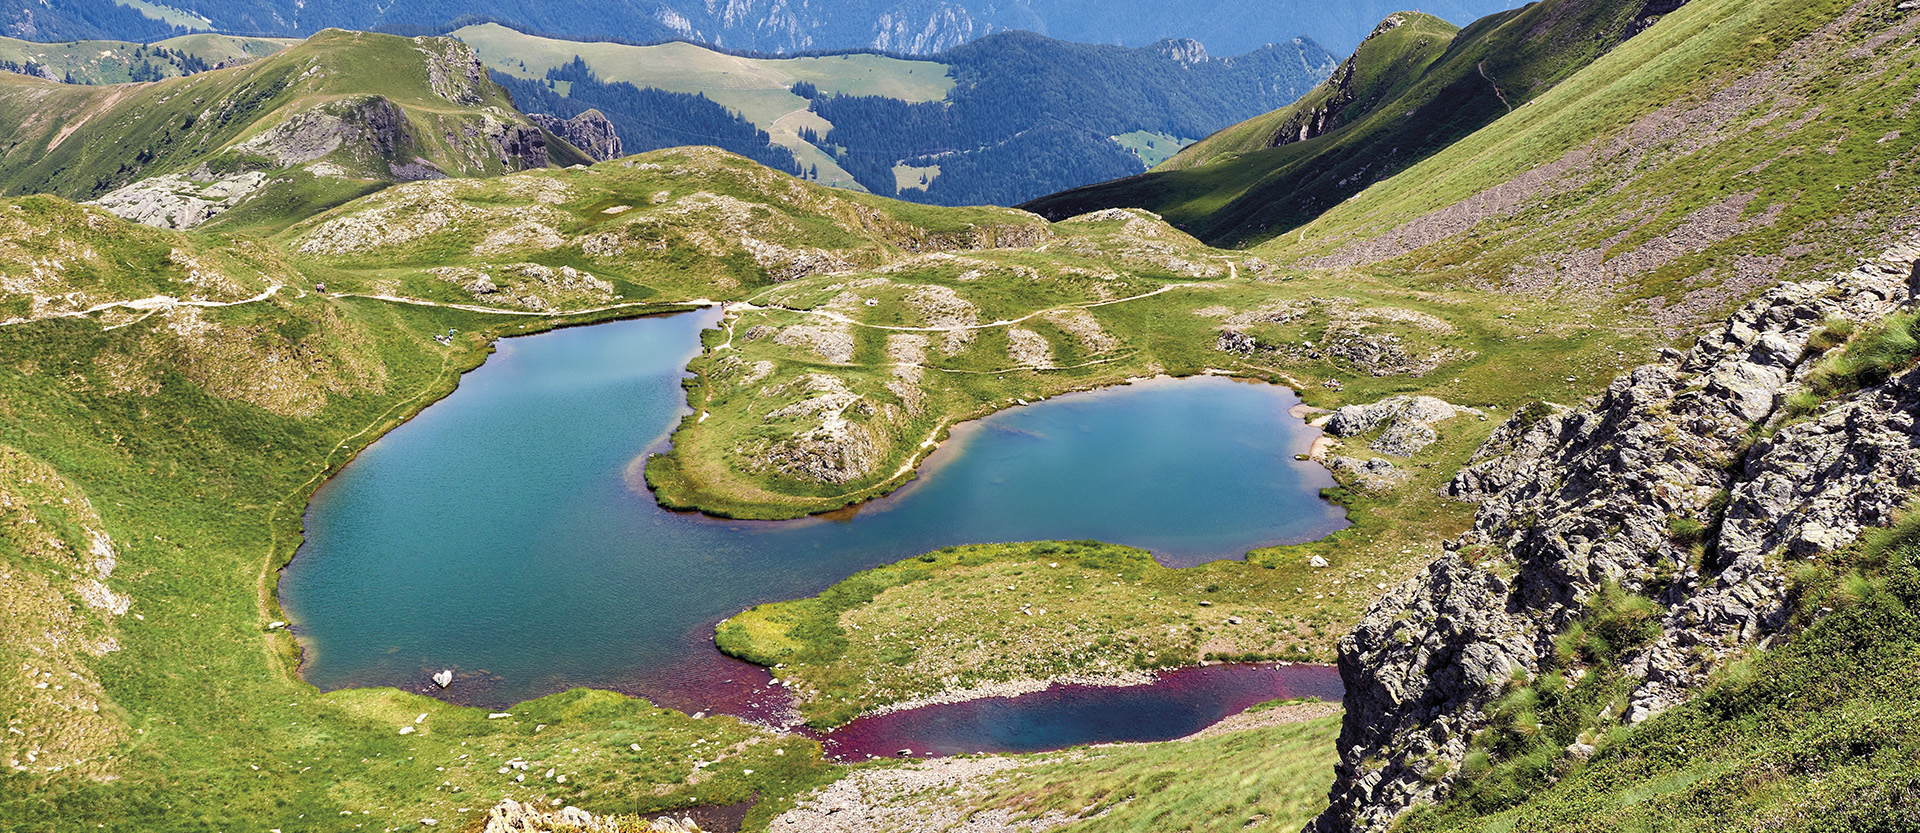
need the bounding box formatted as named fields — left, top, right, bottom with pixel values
left=1309, top=235, right=1920, bottom=832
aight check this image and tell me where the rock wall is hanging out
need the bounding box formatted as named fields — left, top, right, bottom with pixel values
left=530, top=110, right=624, bottom=162
left=1309, top=236, right=1920, bottom=832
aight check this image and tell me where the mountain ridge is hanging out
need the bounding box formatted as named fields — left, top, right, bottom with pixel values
left=0, top=29, right=594, bottom=230
left=1020, top=0, right=1702, bottom=247
left=1, top=0, right=1526, bottom=57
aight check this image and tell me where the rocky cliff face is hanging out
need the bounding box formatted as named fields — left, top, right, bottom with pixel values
left=1269, top=15, right=1411, bottom=148
left=870, top=2, right=979, bottom=54
left=530, top=110, right=624, bottom=162
left=1309, top=235, right=1920, bottom=832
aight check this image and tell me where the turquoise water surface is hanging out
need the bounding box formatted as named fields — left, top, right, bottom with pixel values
left=279, top=309, right=1345, bottom=712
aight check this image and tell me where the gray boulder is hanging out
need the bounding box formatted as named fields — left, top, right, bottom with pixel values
left=90, top=171, right=271, bottom=229
left=1325, top=395, right=1482, bottom=456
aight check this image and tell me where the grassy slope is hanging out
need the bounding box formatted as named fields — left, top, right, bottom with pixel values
left=0, top=29, right=591, bottom=207
left=0, top=33, right=295, bottom=84
left=0, top=196, right=839, bottom=830
left=1000, top=714, right=1342, bottom=833
left=1252, top=0, right=1920, bottom=330
left=804, top=714, right=1343, bottom=832
left=1154, top=13, right=1460, bottom=174
left=453, top=22, right=955, bottom=192
left=1022, top=0, right=1682, bottom=247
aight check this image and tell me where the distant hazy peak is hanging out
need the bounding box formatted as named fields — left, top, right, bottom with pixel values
left=1148, top=37, right=1209, bottom=64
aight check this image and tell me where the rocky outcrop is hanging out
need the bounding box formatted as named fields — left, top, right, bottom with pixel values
left=1327, top=455, right=1408, bottom=492
left=742, top=236, right=853, bottom=282
left=757, top=374, right=884, bottom=485
left=1324, top=395, right=1483, bottom=456
left=1310, top=236, right=1920, bottom=833
left=490, top=122, right=554, bottom=170
left=1149, top=38, right=1210, bottom=65
left=870, top=4, right=977, bottom=54
left=530, top=110, right=624, bottom=162
left=238, top=95, right=407, bottom=167
left=483, top=799, right=702, bottom=832
left=1270, top=14, right=1417, bottom=148
left=90, top=171, right=270, bottom=229
left=414, top=36, right=491, bottom=106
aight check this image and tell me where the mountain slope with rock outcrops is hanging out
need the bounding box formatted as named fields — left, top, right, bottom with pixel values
left=1310, top=236, right=1920, bottom=831
left=1023, top=0, right=1693, bottom=245
left=0, top=28, right=593, bottom=231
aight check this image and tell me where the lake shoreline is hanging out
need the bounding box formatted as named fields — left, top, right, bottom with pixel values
left=807, top=661, right=1343, bottom=761
left=821, top=660, right=1342, bottom=728
left=641, top=365, right=1344, bottom=522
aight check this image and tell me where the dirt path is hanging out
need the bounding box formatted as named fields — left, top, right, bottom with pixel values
left=5, top=284, right=289, bottom=329
left=730, top=282, right=1207, bottom=338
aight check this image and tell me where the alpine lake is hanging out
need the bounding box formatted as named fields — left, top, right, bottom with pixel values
left=279, top=308, right=1348, bottom=755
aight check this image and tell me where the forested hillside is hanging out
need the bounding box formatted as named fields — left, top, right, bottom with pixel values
left=0, top=32, right=293, bottom=83
left=496, top=58, right=803, bottom=176
left=495, top=28, right=1336, bottom=207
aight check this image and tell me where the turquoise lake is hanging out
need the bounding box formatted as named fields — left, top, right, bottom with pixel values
left=280, top=309, right=1346, bottom=713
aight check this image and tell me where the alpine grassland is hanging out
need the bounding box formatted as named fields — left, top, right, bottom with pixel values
left=5, top=0, right=1920, bottom=827
left=0, top=198, right=842, bottom=829
left=0, top=138, right=1545, bottom=827
left=0, top=141, right=1619, bottom=827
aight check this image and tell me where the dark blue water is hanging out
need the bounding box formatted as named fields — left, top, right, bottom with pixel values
left=280, top=309, right=1344, bottom=714
left=818, top=663, right=1344, bottom=760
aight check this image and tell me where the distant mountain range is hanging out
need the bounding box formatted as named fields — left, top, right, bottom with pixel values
left=4, top=0, right=1522, bottom=56
left=463, top=23, right=1337, bottom=207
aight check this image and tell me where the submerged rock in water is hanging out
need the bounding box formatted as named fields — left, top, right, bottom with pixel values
left=432, top=669, right=453, bottom=688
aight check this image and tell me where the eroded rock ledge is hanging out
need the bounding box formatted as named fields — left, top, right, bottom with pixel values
left=1309, top=237, right=1920, bottom=832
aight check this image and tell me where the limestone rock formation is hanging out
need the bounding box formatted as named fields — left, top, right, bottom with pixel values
left=90, top=171, right=270, bottom=229
left=1309, top=236, right=1920, bottom=832
left=530, top=110, right=625, bottom=162
left=1327, top=455, right=1408, bottom=492
left=483, top=799, right=703, bottom=832
left=238, top=95, right=409, bottom=168
left=1324, top=395, right=1482, bottom=456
